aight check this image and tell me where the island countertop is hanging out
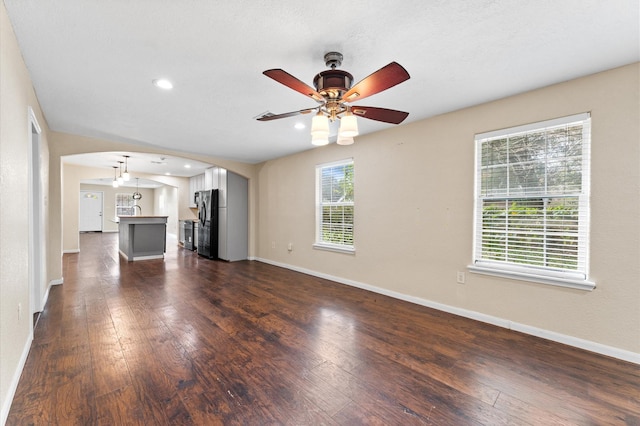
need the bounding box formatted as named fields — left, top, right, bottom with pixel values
left=116, top=215, right=169, bottom=224
left=118, top=215, right=169, bottom=219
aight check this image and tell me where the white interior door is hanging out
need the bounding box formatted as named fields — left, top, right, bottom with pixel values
left=79, top=191, right=103, bottom=232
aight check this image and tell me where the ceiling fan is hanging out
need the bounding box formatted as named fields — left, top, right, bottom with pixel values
left=256, top=52, right=410, bottom=145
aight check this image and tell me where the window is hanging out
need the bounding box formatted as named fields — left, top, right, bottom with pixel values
left=314, top=159, right=354, bottom=253
left=470, top=113, right=594, bottom=290
left=116, top=193, right=135, bottom=216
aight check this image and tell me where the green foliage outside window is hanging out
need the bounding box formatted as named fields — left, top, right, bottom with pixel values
left=482, top=198, right=580, bottom=269
left=319, top=162, right=354, bottom=246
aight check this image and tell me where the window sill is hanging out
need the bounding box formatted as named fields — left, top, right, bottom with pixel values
left=468, top=264, right=595, bottom=291
left=312, top=243, right=355, bottom=255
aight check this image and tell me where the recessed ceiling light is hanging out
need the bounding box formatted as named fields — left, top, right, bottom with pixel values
left=294, top=122, right=305, bottom=130
left=165, top=172, right=171, bottom=176
left=152, top=79, right=173, bottom=90
left=184, top=164, right=191, bottom=169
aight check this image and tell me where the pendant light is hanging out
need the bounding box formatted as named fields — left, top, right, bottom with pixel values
left=122, top=155, right=130, bottom=181
left=117, top=161, right=124, bottom=185
left=132, top=178, right=142, bottom=200
left=112, top=166, right=119, bottom=188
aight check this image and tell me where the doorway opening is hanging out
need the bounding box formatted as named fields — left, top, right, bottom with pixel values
left=28, top=107, right=45, bottom=326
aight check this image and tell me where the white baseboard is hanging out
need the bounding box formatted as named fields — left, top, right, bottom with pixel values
left=1, top=277, right=64, bottom=424
left=41, top=285, right=50, bottom=313
left=508, top=323, right=639, bottom=364
left=39, top=278, right=63, bottom=313
left=255, top=257, right=639, bottom=365
left=49, top=278, right=63, bottom=286
left=102, top=229, right=118, bottom=233
left=1, top=329, right=33, bottom=425
left=62, top=249, right=80, bottom=254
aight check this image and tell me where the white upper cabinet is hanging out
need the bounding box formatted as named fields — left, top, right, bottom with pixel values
left=205, top=167, right=220, bottom=190
left=189, top=173, right=205, bottom=207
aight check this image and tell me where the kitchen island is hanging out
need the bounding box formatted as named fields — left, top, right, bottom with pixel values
left=118, top=215, right=168, bottom=261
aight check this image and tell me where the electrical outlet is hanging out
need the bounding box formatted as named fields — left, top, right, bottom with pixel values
left=271, top=241, right=276, bottom=249
left=287, top=243, right=293, bottom=251
left=456, top=271, right=466, bottom=284
left=18, top=303, right=22, bottom=321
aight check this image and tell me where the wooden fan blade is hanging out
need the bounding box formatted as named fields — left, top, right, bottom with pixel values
left=351, top=106, right=409, bottom=124
left=342, top=62, right=410, bottom=103
left=263, top=69, right=324, bottom=102
left=256, top=108, right=316, bottom=121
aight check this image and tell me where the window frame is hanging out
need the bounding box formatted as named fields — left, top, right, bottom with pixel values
left=469, top=113, right=595, bottom=291
left=115, top=192, right=135, bottom=217
left=313, top=158, right=355, bottom=254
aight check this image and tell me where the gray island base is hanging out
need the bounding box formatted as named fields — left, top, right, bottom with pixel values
left=118, top=216, right=168, bottom=261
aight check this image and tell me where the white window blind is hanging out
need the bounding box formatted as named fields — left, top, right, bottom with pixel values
left=471, top=113, right=593, bottom=290
left=315, top=159, right=354, bottom=252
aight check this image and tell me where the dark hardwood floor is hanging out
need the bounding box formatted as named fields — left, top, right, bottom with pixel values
left=7, top=233, right=640, bottom=425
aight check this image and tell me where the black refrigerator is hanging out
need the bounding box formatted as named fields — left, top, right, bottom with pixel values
left=197, top=189, right=219, bottom=259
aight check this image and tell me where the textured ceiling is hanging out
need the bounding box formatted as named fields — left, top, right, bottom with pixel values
left=4, top=0, right=639, bottom=164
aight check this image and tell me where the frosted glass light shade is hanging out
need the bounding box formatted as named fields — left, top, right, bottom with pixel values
left=311, top=134, right=329, bottom=146
left=337, top=136, right=354, bottom=145
left=338, top=113, right=358, bottom=137
left=123, top=171, right=130, bottom=181
left=112, top=179, right=119, bottom=188
left=311, top=113, right=329, bottom=136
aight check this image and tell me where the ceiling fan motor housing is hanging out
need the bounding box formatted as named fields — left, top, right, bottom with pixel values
left=313, top=70, right=353, bottom=99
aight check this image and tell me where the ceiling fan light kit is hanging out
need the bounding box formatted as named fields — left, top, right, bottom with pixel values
left=338, top=108, right=358, bottom=138
left=311, top=111, right=330, bottom=136
left=311, top=133, right=330, bottom=146
left=336, top=136, right=354, bottom=146
left=257, top=52, right=410, bottom=146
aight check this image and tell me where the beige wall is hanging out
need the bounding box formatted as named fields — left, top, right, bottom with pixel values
left=256, top=63, right=640, bottom=355
left=0, top=3, right=52, bottom=420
